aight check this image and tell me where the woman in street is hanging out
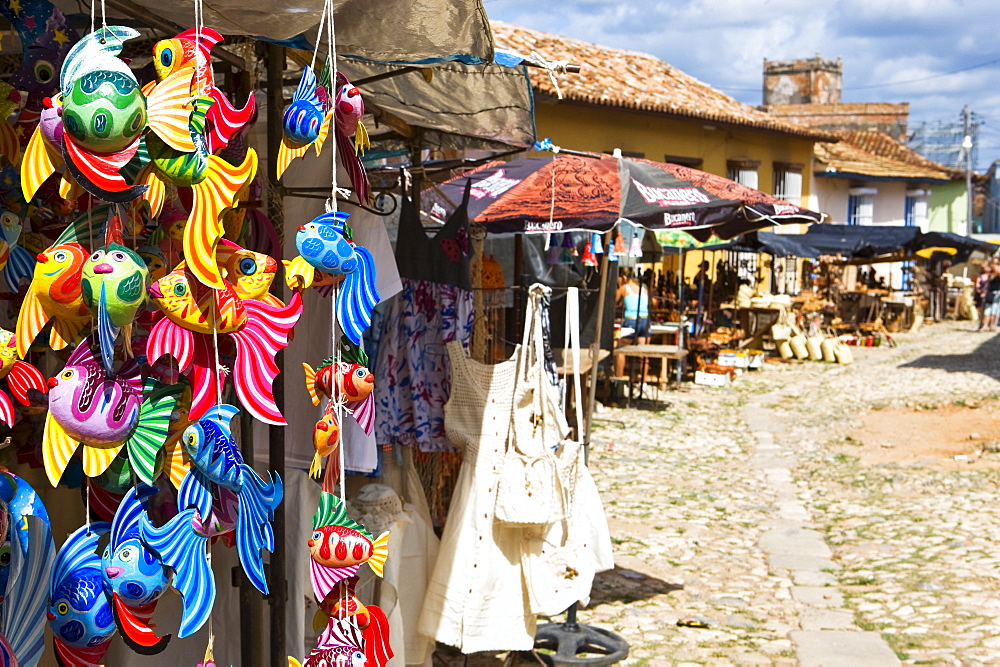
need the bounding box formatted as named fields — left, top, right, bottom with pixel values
left=975, top=263, right=993, bottom=331
left=614, top=270, right=652, bottom=377
left=982, top=263, right=1000, bottom=332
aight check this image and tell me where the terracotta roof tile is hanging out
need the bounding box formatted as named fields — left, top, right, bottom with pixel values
left=490, top=21, right=837, bottom=142
left=816, top=130, right=963, bottom=181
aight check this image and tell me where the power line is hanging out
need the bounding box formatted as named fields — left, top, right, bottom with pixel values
left=845, top=57, right=1000, bottom=91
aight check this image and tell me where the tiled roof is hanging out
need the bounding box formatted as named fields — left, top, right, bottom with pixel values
left=764, top=102, right=909, bottom=119
left=815, top=130, right=964, bottom=181
left=490, top=21, right=837, bottom=142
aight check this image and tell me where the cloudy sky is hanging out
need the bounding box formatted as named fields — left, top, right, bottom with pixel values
left=485, top=0, right=1000, bottom=170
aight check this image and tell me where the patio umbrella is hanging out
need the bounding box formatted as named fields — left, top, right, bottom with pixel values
left=425, top=154, right=822, bottom=239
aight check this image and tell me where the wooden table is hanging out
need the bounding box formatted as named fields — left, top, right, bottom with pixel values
left=617, top=344, right=688, bottom=404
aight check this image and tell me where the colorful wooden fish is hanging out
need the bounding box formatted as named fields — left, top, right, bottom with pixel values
left=146, top=262, right=302, bottom=424
left=102, top=485, right=172, bottom=655
left=310, top=404, right=341, bottom=480
left=137, top=93, right=259, bottom=289
left=295, top=212, right=380, bottom=344
left=0, top=472, right=55, bottom=667
left=309, top=493, right=388, bottom=605
left=140, top=471, right=239, bottom=638
left=304, top=609, right=393, bottom=667
left=0, top=82, right=21, bottom=168
left=20, top=26, right=196, bottom=204
left=333, top=72, right=371, bottom=204
left=42, top=338, right=180, bottom=486
left=48, top=522, right=116, bottom=667
left=152, top=28, right=256, bottom=154
left=0, top=209, right=37, bottom=293
left=81, top=242, right=149, bottom=371
left=137, top=244, right=168, bottom=281
left=0, top=327, right=48, bottom=427
left=15, top=240, right=89, bottom=357
left=276, top=65, right=333, bottom=180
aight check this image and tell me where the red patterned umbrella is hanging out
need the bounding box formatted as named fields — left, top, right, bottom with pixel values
left=425, top=154, right=821, bottom=239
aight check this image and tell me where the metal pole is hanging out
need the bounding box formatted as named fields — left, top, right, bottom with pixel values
left=583, top=231, right=613, bottom=449
left=265, top=43, right=287, bottom=667
left=965, top=105, right=974, bottom=235
left=676, top=248, right=686, bottom=384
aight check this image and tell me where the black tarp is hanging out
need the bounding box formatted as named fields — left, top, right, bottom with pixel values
left=800, top=224, right=921, bottom=258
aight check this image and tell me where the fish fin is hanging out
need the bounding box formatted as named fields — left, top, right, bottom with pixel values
left=146, top=62, right=198, bottom=153
left=345, top=394, right=376, bottom=436
left=303, top=362, right=320, bottom=406
left=312, top=111, right=334, bottom=157
left=53, top=636, right=113, bottom=667
left=336, top=129, right=370, bottom=204
left=97, top=283, right=119, bottom=373
left=276, top=137, right=309, bottom=180
left=140, top=508, right=214, bottom=638
left=0, top=120, right=20, bottom=166
left=126, top=382, right=181, bottom=484
left=367, top=531, right=390, bottom=578
left=2, top=515, right=54, bottom=665
left=178, top=468, right=214, bottom=519
left=20, top=123, right=59, bottom=202
left=176, top=27, right=225, bottom=51
left=163, top=436, right=192, bottom=490
left=230, top=292, right=302, bottom=425
left=62, top=133, right=146, bottom=200
left=186, top=151, right=258, bottom=289
left=48, top=312, right=87, bottom=352
left=113, top=594, right=171, bottom=654
left=308, top=452, right=323, bottom=479
left=147, top=317, right=194, bottom=371
left=81, top=443, right=124, bottom=478
left=42, top=412, right=80, bottom=487
left=137, top=162, right=166, bottom=217
left=310, top=558, right=359, bottom=603
left=4, top=245, right=35, bottom=292
left=312, top=608, right=330, bottom=633
left=354, top=120, right=371, bottom=155
left=236, top=466, right=282, bottom=594
left=15, top=288, right=49, bottom=357
left=188, top=333, right=223, bottom=422
left=363, top=606, right=394, bottom=666
left=205, top=87, right=255, bottom=153
left=0, top=390, right=12, bottom=427
left=7, top=359, right=47, bottom=405
left=292, top=65, right=320, bottom=105
left=282, top=256, right=315, bottom=290
left=58, top=170, right=84, bottom=201
left=337, top=246, right=380, bottom=344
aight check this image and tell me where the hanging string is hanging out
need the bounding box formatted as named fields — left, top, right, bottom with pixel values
left=84, top=479, right=91, bottom=533
left=309, top=0, right=329, bottom=72
left=99, top=0, right=107, bottom=33
left=326, top=0, right=338, bottom=209
left=89, top=0, right=95, bottom=35
left=211, top=296, right=224, bottom=413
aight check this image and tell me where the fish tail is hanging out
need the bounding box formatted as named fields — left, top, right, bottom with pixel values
left=336, top=129, right=369, bottom=203
left=48, top=313, right=88, bottom=352
left=0, top=391, right=12, bottom=427
left=137, top=162, right=167, bottom=217
left=42, top=413, right=80, bottom=487
left=53, top=636, right=113, bottom=667
left=189, top=96, right=214, bottom=137
left=186, top=150, right=258, bottom=289
left=178, top=468, right=214, bottom=520
left=367, top=531, right=390, bottom=578
left=163, top=437, right=193, bottom=490
left=97, top=282, right=119, bottom=372
left=236, top=465, right=283, bottom=594
left=20, top=124, right=57, bottom=202
left=126, top=381, right=182, bottom=485
left=338, top=246, right=380, bottom=345
left=308, top=451, right=323, bottom=479
left=15, top=291, right=48, bottom=358
left=354, top=120, right=370, bottom=155
left=312, top=111, right=334, bottom=157
left=6, top=359, right=47, bottom=405
left=276, top=137, right=309, bottom=180
left=140, top=508, right=214, bottom=638
left=145, top=63, right=199, bottom=153
left=4, top=245, right=35, bottom=292
left=112, top=594, right=171, bottom=655
left=58, top=171, right=84, bottom=201
left=206, top=87, right=256, bottom=153
left=81, top=443, right=125, bottom=478
left=0, top=120, right=19, bottom=167
left=303, top=362, right=320, bottom=405
left=1, top=515, right=54, bottom=665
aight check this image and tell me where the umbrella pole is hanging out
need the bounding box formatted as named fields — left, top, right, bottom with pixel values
left=584, top=231, right=613, bottom=452
left=677, top=247, right=686, bottom=384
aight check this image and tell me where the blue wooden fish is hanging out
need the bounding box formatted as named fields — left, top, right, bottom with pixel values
left=295, top=211, right=380, bottom=344
left=144, top=406, right=280, bottom=603
left=0, top=472, right=54, bottom=666
left=48, top=522, right=115, bottom=666
left=102, top=485, right=171, bottom=654
left=283, top=65, right=326, bottom=145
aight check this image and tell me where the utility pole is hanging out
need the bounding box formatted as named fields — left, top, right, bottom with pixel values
left=963, top=105, right=974, bottom=235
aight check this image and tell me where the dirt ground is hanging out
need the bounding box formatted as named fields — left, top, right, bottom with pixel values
left=839, top=400, right=1000, bottom=469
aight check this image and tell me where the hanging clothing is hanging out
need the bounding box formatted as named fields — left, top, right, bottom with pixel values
left=374, top=280, right=473, bottom=452
left=395, top=176, right=472, bottom=290
left=418, top=340, right=534, bottom=652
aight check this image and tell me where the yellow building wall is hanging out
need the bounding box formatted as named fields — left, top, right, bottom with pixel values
left=532, top=102, right=816, bottom=202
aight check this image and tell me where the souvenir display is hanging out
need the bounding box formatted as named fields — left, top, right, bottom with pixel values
left=333, top=73, right=370, bottom=203
left=0, top=210, right=37, bottom=293
left=81, top=241, right=150, bottom=371
left=15, top=240, right=89, bottom=356
left=276, top=65, right=333, bottom=180
left=0, top=327, right=47, bottom=427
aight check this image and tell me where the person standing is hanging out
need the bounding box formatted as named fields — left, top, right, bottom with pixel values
left=975, top=264, right=993, bottom=331
left=614, top=270, right=652, bottom=377
left=983, top=264, right=1000, bottom=332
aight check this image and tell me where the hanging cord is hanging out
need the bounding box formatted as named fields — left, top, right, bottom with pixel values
left=326, top=0, right=338, bottom=209
left=309, top=0, right=329, bottom=72
left=84, top=479, right=92, bottom=534
left=211, top=296, right=224, bottom=411
left=99, top=0, right=107, bottom=33
left=547, top=148, right=560, bottom=227
left=529, top=50, right=569, bottom=100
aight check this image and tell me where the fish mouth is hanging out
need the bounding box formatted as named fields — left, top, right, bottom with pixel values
left=148, top=283, right=163, bottom=298
left=105, top=566, right=123, bottom=578
left=94, top=263, right=114, bottom=274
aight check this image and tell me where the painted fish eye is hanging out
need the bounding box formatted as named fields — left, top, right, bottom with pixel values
left=311, top=531, right=322, bottom=542
left=354, top=369, right=366, bottom=377
left=1, top=214, right=13, bottom=226
left=185, top=432, right=196, bottom=444
left=60, top=369, right=74, bottom=380
left=103, top=547, right=111, bottom=559
left=56, top=601, right=69, bottom=615
left=160, top=48, right=173, bottom=68
left=239, top=258, right=257, bottom=275
left=173, top=283, right=187, bottom=296
left=53, top=250, right=68, bottom=262
left=90, top=251, right=103, bottom=262
left=111, top=251, right=127, bottom=262
left=120, top=547, right=135, bottom=561
left=0, top=546, right=9, bottom=566
left=34, top=60, right=54, bottom=83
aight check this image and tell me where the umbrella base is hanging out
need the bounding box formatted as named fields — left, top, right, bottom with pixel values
left=529, top=621, right=630, bottom=665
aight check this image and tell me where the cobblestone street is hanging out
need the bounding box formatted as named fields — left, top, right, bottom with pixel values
left=572, top=321, right=1000, bottom=666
